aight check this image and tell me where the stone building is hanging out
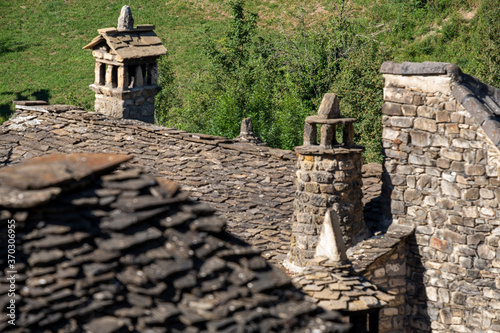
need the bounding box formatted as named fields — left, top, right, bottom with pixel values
left=0, top=153, right=349, bottom=332
left=379, top=61, right=500, bottom=332
left=83, top=6, right=167, bottom=123
left=2, top=55, right=500, bottom=331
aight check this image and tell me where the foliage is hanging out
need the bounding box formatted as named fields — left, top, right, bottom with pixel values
left=2, top=0, right=500, bottom=162
left=157, top=0, right=386, bottom=160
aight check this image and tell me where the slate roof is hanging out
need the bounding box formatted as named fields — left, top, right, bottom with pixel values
left=1, top=104, right=385, bottom=269
left=83, top=25, right=167, bottom=61
left=292, top=258, right=394, bottom=313
left=0, top=153, right=349, bottom=332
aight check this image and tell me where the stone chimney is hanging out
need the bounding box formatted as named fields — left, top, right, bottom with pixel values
left=83, top=5, right=167, bottom=123
left=284, top=93, right=368, bottom=271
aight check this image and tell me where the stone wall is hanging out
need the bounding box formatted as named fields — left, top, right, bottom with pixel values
left=92, top=85, right=159, bottom=123
left=291, top=151, right=365, bottom=266
left=350, top=224, right=414, bottom=333
left=380, top=61, right=500, bottom=332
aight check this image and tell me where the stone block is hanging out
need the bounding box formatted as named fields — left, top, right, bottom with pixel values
left=451, top=291, right=466, bottom=305
left=450, top=161, right=465, bottom=173
left=480, top=207, right=496, bottom=217
left=386, top=262, right=406, bottom=276
left=438, top=288, right=450, bottom=303
left=404, top=188, right=422, bottom=204
left=431, top=134, right=448, bottom=147
left=391, top=116, right=414, bottom=128
left=382, top=73, right=452, bottom=94
left=384, top=87, right=414, bottom=104
left=391, top=200, right=405, bottom=215
left=436, top=158, right=451, bottom=169
left=430, top=236, right=452, bottom=253
left=478, top=244, right=495, bottom=260
left=481, top=119, right=500, bottom=147
left=409, top=153, right=433, bottom=166
left=436, top=110, right=450, bottom=123
left=443, top=229, right=466, bottom=244
left=460, top=129, right=476, bottom=140
left=414, top=118, right=437, bottom=133
left=407, top=206, right=426, bottom=220
left=417, top=106, right=437, bottom=119
left=442, top=149, right=463, bottom=161
left=319, top=184, right=334, bottom=194
left=444, top=100, right=456, bottom=110
left=452, top=139, right=470, bottom=149
left=463, top=188, right=479, bottom=201
left=317, top=93, right=340, bottom=119
left=304, top=182, right=319, bottom=193
left=446, top=123, right=460, bottom=134
left=402, top=104, right=417, bottom=116
left=382, top=102, right=403, bottom=116
left=410, top=130, right=432, bottom=146
left=465, top=164, right=485, bottom=176
left=385, top=149, right=408, bottom=160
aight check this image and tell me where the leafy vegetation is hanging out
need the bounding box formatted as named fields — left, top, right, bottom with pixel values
left=1, top=0, right=499, bottom=162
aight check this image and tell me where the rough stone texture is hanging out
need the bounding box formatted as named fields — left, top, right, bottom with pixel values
left=233, top=118, right=265, bottom=145
left=0, top=153, right=349, bottom=332
left=83, top=7, right=167, bottom=123
left=350, top=224, right=415, bottom=333
left=0, top=103, right=394, bottom=331
left=117, top=5, right=134, bottom=30
left=292, top=258, right=393, bottom=313
left=286, top=100, right=369, bottom=270
left=1, top=105, right=385, bottom=268
left=380, top=61, right=500, bottom=333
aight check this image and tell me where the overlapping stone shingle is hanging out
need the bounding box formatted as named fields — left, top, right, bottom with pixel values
left=0, top=153, right=349, bottom=332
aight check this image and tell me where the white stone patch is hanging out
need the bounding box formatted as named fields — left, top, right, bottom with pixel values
left=315, top=210, right=347, bottom=262
left=383, top=74, right=452, bottom=94
left=7, top=116, right=42, bottom=131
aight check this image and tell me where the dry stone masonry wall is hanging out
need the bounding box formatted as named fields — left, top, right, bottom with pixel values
left=380, top=61, right=500, bottom=333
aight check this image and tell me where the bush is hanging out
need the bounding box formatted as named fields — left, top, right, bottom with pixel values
left=156, top=0, right=387, bottom=161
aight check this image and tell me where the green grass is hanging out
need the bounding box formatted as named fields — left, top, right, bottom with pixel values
left=1, top=0, right=498, bottom=128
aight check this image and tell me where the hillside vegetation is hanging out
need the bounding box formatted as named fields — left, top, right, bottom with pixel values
left=1, top=0, right=498, bottom=162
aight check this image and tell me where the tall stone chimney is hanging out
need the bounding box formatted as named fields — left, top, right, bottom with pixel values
left=83, top=5, right=167, bottom=123
left=284, top=93, right=368, bottom=271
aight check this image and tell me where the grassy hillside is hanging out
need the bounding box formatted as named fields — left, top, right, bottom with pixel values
left=0, top=0, right=337, bottom=120
left=1, top=0, right=498, bottom=161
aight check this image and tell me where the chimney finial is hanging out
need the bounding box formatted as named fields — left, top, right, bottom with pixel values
left=118, top=5, right=134, bottom=30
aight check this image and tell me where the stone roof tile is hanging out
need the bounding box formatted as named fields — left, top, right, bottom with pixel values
left=0, top=153, right=349, bottom=332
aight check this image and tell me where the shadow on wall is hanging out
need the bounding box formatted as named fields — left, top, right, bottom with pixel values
left=0, top=89, right=51, bottom=119
left=380, top=154, right=431, bottom=332
left=406, top=233, right=431, bottom=332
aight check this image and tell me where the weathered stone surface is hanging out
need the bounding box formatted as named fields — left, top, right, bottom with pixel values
left=317, top=93, right=340, bottom=119
left=382, top=102, right=403, bottom=116
left=117, top=5, right=134, bottom=30
left=381, top=61, right=500, bottom=333
left=0, top=154, right=349, bottom=332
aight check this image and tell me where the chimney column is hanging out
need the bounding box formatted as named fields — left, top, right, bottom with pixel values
left=284, top=93, right=368, bottom=271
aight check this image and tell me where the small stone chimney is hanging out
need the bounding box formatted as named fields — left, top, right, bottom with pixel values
left=285, top=93, right=368, bottom=270
left=83, top=5, right=167, bottom=123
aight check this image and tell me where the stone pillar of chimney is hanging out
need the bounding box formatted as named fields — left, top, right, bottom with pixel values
left=284, top=93, right=368, bottom=271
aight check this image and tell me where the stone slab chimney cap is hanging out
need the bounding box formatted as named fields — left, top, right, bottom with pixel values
left=118, top=5, right=134, bottom=30
left=318, top=93, right=340, bottom=119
